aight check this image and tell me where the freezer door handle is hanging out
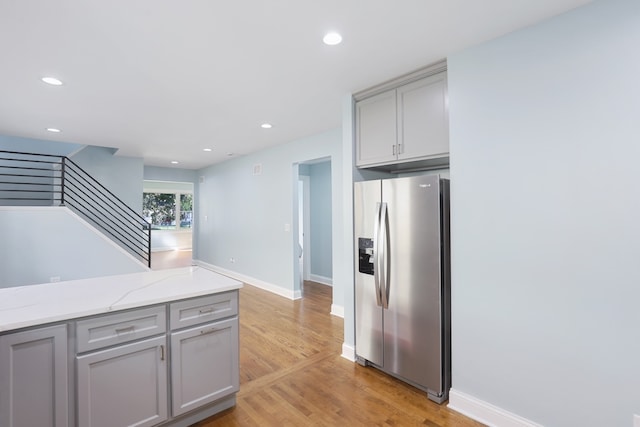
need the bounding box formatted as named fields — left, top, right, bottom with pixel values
left=379, top=202, right=390, bottom=309
left=373, top=202, right=383, bottom=307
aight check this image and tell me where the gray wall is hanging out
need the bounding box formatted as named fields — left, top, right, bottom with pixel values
left=448, top=0, right=640, bottom=425
left=71, top=146, right=144, bottom=212
left=0, top=135, right=83, bottom=206
left=195, top=128, right=345, bottom=307
left=309, top=161, right=332, bottom=280
left=0, top=207, right=146, bottom=287
left=144, top=166, right=197, bottom=184
left=0, top=134, right=83, bottom=156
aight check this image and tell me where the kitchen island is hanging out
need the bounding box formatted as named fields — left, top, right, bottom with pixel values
left=0, top=266, right=243, bottom=427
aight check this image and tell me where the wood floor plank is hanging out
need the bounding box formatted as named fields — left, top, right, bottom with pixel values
left=194, top=281, right=484, bottom=426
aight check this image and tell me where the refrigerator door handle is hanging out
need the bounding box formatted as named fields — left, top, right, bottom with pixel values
left=379, top=202, right=390, bottom=309
left=373, top=202, right=383, bottom=307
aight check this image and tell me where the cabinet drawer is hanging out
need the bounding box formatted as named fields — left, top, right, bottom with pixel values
left=76, top=306, right=166, bottom=353
left=170, top=292, right=238, bottom=330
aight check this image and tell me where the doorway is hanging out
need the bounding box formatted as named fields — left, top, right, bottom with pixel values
left=294, top=158, right=333, bottom=304
left=143, top=180, right=194, bottom=270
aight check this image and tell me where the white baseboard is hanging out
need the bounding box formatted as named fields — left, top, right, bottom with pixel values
left=448, top=389, right=543, bottom=427
left=309, top=274, right=332, bottom=286
left=194, top=259, right=301, bottom=300
left=341, top=343, right=356, bottom=362
left=330, top=304, right=344, bottom=318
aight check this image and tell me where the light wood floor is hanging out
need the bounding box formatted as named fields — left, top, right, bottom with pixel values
left=194, top=281, right=484, bottom=427
left=151, top=249, right=193, bottom=270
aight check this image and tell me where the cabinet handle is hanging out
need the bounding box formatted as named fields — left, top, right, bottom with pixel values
left=199, top=307, right=215, bottom=315
left=115, top=326, right=135, bottom=335
left=160, top=345, right=165, bottom=361
left=392, top=145, right=396, bottom=156
left=200, top=327, right=219, bottom=335
left=398, top=143, right=404, bottom=155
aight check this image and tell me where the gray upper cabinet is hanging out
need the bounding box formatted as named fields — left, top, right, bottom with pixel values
left=0, top=324, right=69, bottom=427
left=356, top=90, right=398, bottom=166
left=396, top=73, right=449, bottom=162
left=355, top=66, right=449, bottom=170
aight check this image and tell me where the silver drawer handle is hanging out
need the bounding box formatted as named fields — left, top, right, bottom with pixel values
left=199, top=307, right=215, bottom=314
left=115, top=326, right=135, bottom=335
left=200, top=327, right=218, bottom=335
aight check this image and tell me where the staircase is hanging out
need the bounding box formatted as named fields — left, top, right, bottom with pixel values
left=0, top=150, right=151, bottom=267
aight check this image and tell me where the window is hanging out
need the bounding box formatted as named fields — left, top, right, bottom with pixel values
left=143, top=192, right=193, bottom=230
left=180, top=194, right=193, bottom=228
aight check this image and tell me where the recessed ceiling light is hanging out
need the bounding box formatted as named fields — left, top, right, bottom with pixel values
left=261, top=123, right=272, bottom=129
left=203, top=148, right=212, bottom=152
left=323, top=32, right=342, bottom=46
left=171, top=161, right=179, bottom=164
left=46, top=128, right=61, bottom=133
left=42, top=77, right=63, bottom=86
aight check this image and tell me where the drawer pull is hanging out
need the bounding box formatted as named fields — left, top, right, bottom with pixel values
left=199, top=307, right=215, bottom=315
left=160, top=345, right=165, bottom=361
left=115, top=326, right=135, bottom=335
left=200, top=327, right=219, bottom=335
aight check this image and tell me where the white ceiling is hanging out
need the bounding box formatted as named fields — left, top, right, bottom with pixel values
left=0, top=0, right=592, bottom=170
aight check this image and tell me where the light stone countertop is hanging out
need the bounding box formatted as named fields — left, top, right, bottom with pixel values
left=0, top=266, right=243, bottom=333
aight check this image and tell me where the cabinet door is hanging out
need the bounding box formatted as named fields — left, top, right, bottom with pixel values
left=170, top=317, right=239, bottom=417
left=356, top=90, right=397, bottom=167
left=397, top=72, right=449, bottom=161
left=77, top=336, right=168, bottom=427
left=0, top=325, right=68, bottom=427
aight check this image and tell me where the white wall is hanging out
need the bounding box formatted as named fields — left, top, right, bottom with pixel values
left=448, top=0, right=640, bottom=425
left=0, top=207, right=147, bottom=287
left=195, top=129, right=345, bottom=308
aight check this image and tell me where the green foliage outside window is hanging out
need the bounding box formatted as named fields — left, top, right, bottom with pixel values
left=143, top=192, right=193, bottom=230
left=143, top=193, right=176, bottom=229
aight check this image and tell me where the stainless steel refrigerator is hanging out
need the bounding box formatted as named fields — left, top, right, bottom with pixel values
left=354, top=174, right=450, bottom=403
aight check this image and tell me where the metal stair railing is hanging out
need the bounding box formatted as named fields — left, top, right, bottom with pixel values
left=0, top=150, right=151, bottom=267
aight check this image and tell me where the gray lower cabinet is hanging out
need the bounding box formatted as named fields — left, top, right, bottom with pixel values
left=0, top=324, right=69, bottom=427
left=0, top=290, right=239, bottom=427
left=76, top=335, right=168, bottom=427
left=170, top=317, right=239, bottom=416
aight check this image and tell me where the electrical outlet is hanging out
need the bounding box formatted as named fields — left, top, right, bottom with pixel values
left=230, top=257, right=235, bottom=263
left=50, top=276, right=60, bottom=283
left=633, top=414, right=640, bottom=427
